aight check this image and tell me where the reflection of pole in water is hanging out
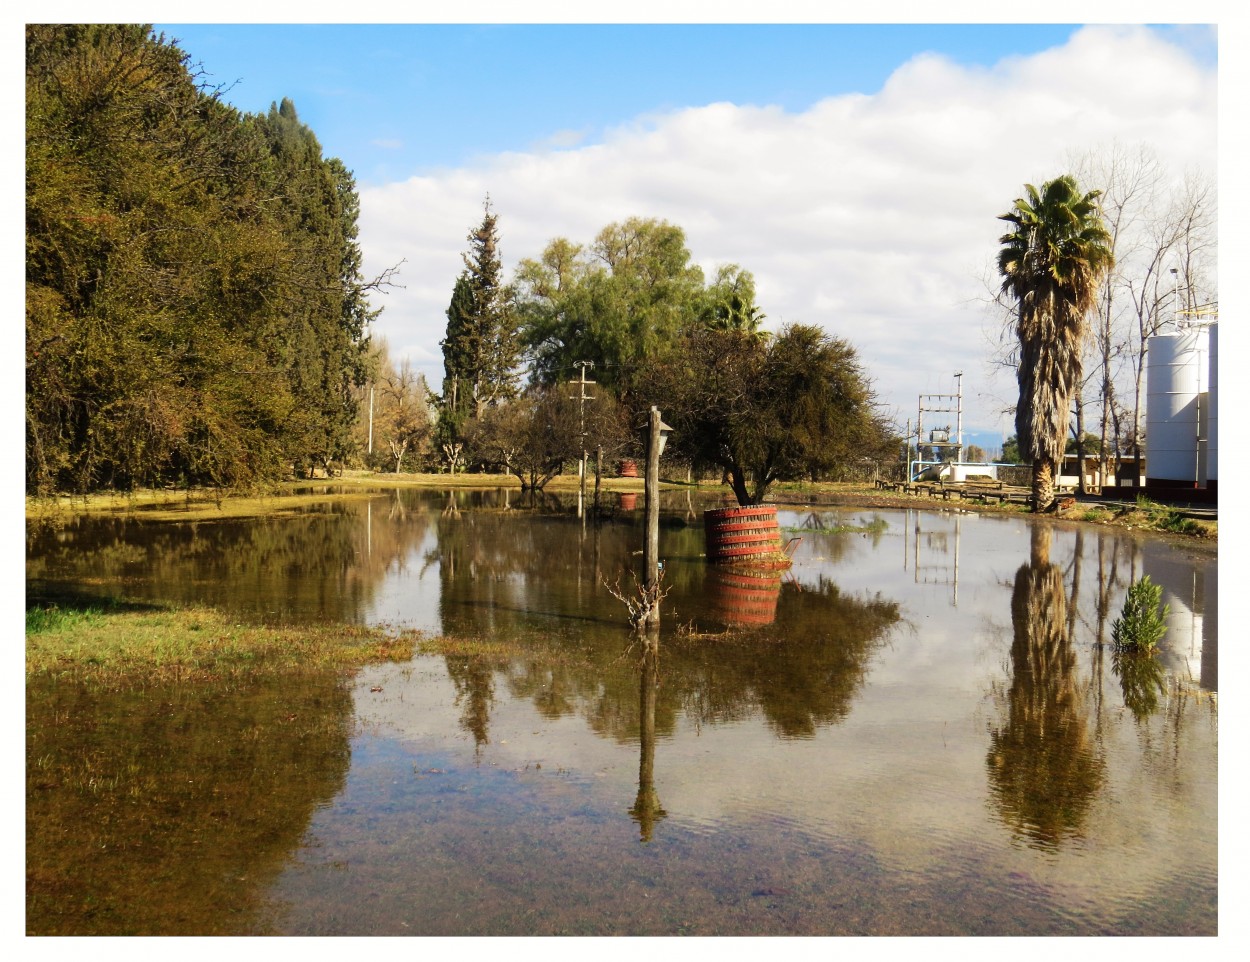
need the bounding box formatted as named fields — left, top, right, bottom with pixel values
left=908, top=509, right=960, bottom=606
left=953, top=513, right=960, bottom=606
left=629, top=643, right=665, bottom=841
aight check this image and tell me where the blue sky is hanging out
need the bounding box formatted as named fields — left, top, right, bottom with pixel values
left=18, top=14, right=1225, bottom=448
left=156, top=23, right=1103, bottom=186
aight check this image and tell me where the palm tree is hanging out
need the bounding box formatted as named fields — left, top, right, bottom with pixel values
left=998, top=175, right=1114, bottom=511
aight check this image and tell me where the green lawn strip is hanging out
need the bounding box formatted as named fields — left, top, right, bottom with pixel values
left=26, top=603, right=417, bottom=683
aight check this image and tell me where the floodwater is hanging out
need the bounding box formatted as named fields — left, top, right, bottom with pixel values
left=26, top=488, right=1217, bottom=936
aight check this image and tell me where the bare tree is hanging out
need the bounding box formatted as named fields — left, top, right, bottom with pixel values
left=376, top=357, right=433, bottom=473
left=1068, top=143, right=1166, bottom=488
left=1122, top=170, right=1216, bottom=476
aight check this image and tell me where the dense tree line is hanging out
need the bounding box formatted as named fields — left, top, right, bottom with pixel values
left=26, top=25, right=379, bottom=494
left=432, top=208, right=896, bottom=502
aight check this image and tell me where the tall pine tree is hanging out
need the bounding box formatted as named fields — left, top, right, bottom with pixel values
left=25, top=27, right=376, bottom=493
left=435, top=198, right=520, bottom=470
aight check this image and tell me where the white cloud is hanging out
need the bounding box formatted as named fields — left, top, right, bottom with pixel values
left=358, top=25, right=1216, bottom=437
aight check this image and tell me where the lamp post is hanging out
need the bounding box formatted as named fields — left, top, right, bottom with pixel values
left=643, top=406, right=672, bottom=626
left=954, top=371, right=963, bottom=462
left=1171, top=267, right=1181, bottom=330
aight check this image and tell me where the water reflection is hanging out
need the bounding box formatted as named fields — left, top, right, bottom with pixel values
left=26, top=671, right=354, bottom=935
left=705, top=567, right=783, bottom=626
left=629, top=645, right=666, bottom=841
left=26, top=494, right=435, bottom=623
left=446, top=653, right=496, bottom=752
left=26, top=491, right=1217, bottom=935
left=905, top=511, right=961, bottom=605
left=1112, top=647, right=1169, bottom=720
left=986, top=526, right=1105, bottom=849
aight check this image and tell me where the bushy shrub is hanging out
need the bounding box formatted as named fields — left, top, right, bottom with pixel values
left=1112, top=576, right=1169, bottom=652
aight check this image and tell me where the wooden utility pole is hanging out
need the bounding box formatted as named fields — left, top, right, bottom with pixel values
left=643, top=406, right=668, bottom=627
left=571, top=361, right=595, bottom=506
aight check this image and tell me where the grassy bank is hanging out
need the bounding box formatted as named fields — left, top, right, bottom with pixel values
left=26, top=600, right=418, bottom=685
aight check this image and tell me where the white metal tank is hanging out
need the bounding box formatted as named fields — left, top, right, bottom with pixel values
left=1206, top=323, right=1217, bottom=490
left=1145, top=329, right=1208, bottom=486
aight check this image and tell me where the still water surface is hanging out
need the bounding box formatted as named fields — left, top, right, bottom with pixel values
left=26, top=488, right=1217, bottom=935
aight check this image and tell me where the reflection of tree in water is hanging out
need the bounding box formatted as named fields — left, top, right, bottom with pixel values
left=1112, top=647, right=1168, bottom=720
left=672, top=576, right=900, bottom=738
left=26, top=671, right=355, bottom=935
left=26, top=493, right=434, bottom=623
left=463, top=573, right=897, bottom=744
left=987, top=526, right=1105, bottom=849
left=445, top=654, right=496, bottom=752
left=427, top=502, right=901, bottom=749
left=1086, top=529, right=1169, bottom=724
left=435, top=507, right=627, bottom=636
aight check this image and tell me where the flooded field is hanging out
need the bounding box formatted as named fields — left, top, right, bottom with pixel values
left=26, top=488, right=1217, bottom=935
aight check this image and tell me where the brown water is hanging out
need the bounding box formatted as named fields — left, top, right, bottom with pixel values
left=26, top=488, right=1218, bottom=935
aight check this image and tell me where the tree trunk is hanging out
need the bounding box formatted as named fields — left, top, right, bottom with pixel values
left=1031, top=458, right=1056, bottom=512
left=727, top=465, right=752, bottom=507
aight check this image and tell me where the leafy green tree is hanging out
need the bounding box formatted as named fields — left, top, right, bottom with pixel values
left=643, top=324, right=892, bottom=505
left=435, top=199, right=521, bottom=471
left=516, top=217, right=706, bottom=394
left=1000, top=435, right=1023, bottom=464
left=28, top=25, right=280, bottom=492
left=1065, top=430, right=1102, bottom=455
left=998, top=175, right=1113, bottom=510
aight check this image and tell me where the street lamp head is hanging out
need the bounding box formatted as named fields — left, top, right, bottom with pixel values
left=653, top=406, right=674, bottom=457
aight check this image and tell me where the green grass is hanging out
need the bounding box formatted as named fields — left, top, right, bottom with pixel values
left=26, top=600, right=418, bottom=683
left=1121, top=496, right=1211, bottom=537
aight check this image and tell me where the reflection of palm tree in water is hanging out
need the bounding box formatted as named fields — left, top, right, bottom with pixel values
left=445, top=655, right=495, bottom=753
left=629, top=644, right=666, bottom=841
left=987, top=526, right=1104, bottom=848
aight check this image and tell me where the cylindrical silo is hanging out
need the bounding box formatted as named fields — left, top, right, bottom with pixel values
left=1206, top=323, right=1217, bottom=494
left=1145, top=329, right=1208, bottom=488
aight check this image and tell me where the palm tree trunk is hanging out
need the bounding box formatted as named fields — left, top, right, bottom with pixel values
left=1031, top=459, right=1055, bottom=512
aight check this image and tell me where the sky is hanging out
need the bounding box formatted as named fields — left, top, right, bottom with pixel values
left=13, top=7, right=1231, bottom=453
left=138, top=15, right=1220, bottom=449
